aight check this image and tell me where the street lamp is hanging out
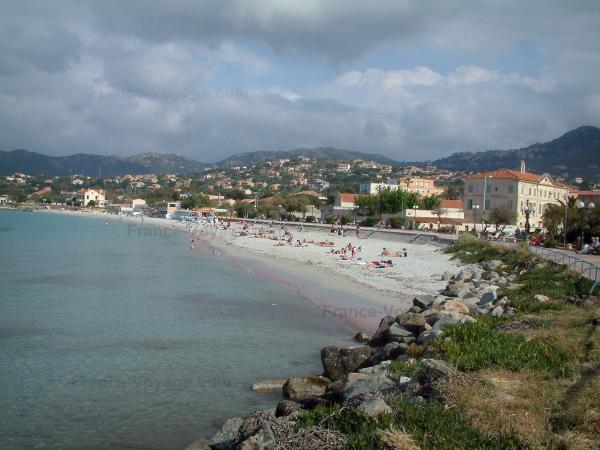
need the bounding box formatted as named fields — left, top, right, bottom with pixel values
left=576, top=201, right=596, bottom=251
left=472, top=204, right=480, bottom=234
left=413, top=204, right=419, bottom=230
left=522, top=201, right=531, bottom=247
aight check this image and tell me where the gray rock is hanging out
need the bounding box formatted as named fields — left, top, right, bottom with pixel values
left=416, top=329, right=444, bottom=344
left=283, top=376, right=331, bottom=401
left=385, top=323, right=415, bottom=341
left=485, top=259, right=504, bottom=269
left=275, top=400, right=302, bottom=417
left=407, top=305, right=423, bottom=314
left=342, top=372, right=398, bottom=400
left=445, top=281, right=473, bottom=298
left=441, top=270, right=453, bottom=281
left=358, top=398, right=392, bottom=417
left=321, top=345, right=373, bottom=380
left=395, top=312, right=427, bottom=335
left=479, top=291, right=497, bottom=306
left=418, top=359, right=458, bottom=385
left=383, top=342, right=407, bottom=360
left=497, top=276, right=508, bottom=285
left=208, top=417, right=242, bottom=450
left=413, top=294, right=435, bottom=309
left=534, top=294, right=549, bottom=303
left=489, top=306, right=504, bottom=317
left=470, top=271, right=483, bottom=281
left=432, top=313, right=475, bottom=331
left=367, top=316, right=396, bottom=346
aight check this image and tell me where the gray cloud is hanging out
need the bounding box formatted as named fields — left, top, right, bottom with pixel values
left=0, top=0, right=599, bottom=162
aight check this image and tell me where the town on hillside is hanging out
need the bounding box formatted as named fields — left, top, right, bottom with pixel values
left=2, top=156, right=599, bottom=249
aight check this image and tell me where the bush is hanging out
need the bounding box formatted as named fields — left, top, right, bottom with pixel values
left=434, top=321, right=575, bottom=376
left=361, top=216, right=379, bottom=227
left=543, top=237, right=557, bottom=248
left=304, top=215, right=315, bottom=223
left=389, top=217, right=405, bottom=229
left=341, top=214, right=354, bottom=225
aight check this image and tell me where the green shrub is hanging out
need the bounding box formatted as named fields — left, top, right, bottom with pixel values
left=436, top=321, right=574, bottom=376
left=341, top=214, right=354, bottom=225
left=388, top=359, right=419, bottom=377
left=389, top=216, right=406, bottom=229
left=304, top=215, right=315, bottom=223
left=361, top=216, right=379, bottom=227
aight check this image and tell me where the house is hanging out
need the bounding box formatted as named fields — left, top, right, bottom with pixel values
left=337, top=163, right=351, bottom=173
left=309, top=179, right=330, bottom=191
left=398, top=177, right=444, bottom=197
left=153, top=201, right=181, bottom=219
left=359, top=182, right=399, bottom=195
left=335, top=192, right=358, bottom=209
left=574, top=190, right=600, bottom=204
left=76, top=189, right=106, bottom=207
left=463, top=161, right=568, bottom=230
left=0, top=195, right=9, bottom=205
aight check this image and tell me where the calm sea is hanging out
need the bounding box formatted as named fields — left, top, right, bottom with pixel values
left=0, top=211, right=355, bottom=450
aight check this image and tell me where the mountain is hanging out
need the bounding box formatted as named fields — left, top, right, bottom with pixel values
left=218, top=146, right=399, bottom=167
left=0, top=150, right=206, bottom=176
left=431, top=126, right=600, bottom=180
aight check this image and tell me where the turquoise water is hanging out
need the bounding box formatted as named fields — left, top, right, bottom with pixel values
left=0, top=211, right=355, bottom=449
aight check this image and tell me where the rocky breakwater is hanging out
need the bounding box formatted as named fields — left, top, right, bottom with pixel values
left=193, top=261, right=516, bottom=450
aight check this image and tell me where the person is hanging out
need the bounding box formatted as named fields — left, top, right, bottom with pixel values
left=380, top=248, right=391, bottom=256
left=356, top=224, right=360, bottom=237
left=351, top=246, right=357, bottom=259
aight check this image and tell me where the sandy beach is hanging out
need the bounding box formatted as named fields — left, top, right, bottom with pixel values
left=37, top=210, right=468, bottom=330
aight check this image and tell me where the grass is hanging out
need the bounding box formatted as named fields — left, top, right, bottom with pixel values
left=388, top=359, right=419, bottom=377
left=292, top=397, right=526, bottom=449
left=431, top=321, right=575, bottom=377
left=445, top=234, right=535, bottom=269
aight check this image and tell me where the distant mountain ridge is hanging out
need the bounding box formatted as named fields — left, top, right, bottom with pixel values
left=0, top=150, right=206, bottom=176
left=218, top=146, right=398, bottom=167
left=430, top=125, right=600, bottom=179
left=1, top=126, right=598, bottom=179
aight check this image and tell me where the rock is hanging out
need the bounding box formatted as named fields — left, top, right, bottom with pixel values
left=441, top=270, right=453, bottom=281
left=353, top=330, right=370, bottom=343
left=252, top=378, right=287, bottom=393
left=418, top=359, right=458, bottom=394
left=395, top=312, right=427, bottom=335
left=497, top=276, right=508, bottom=285
left=275, top=400, right=302, bottom=417
left=235, top=411, right=289, bottom=450
left=367, top=316, right=396, bottom=346
left=437, top=299, right=470, bottom=315
left=431, top=272, right=443, bottom=280
left=416, top=329, right=444, bottom=344
left=407, top=305, right=423, bottom=314
left=208, top=417, right=242, bottom=450
left=413, top=294, right=435, bottom=309
left=383, top=342, right=407, bottom=360
left=283, top=376, right=331, bottom=401
left=470, top=271, right=483, bottom=281
left=342, top=372, right=398, bottom=400
left=358, top=398, right=392, bottom=417
left=479, top=291, right=497, bottom=306
left=453, top=270, right=473, bottom=281
left=534, top=294, right=549, bottom=303
left=184, top=438, right=210, bottom=450
left=321, top=345, right=373, bottom=380
left=489, top=306, right=504, bottom=317
left=432, top=312, right=475, bottom=331
left=485, top=259, right=504, bottom=269
left=302, top=395, right=333, bottom=409
left=445, top=281, right=473, bottom=298
left=385, top=323, right=415, bottom=342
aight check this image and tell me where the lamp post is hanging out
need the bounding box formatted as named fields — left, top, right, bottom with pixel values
left=522, top=201, right=531, bottom=248
left=563, top=195, right=569, bottom=249
left=482, top=175, right=491, bottom=226
left=472, top=204, right=480, bottom=234
left=577, top=201, right=596, bottom=251
left=413, top=204, right=419, bottom=230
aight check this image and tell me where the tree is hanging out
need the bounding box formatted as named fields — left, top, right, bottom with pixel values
left=421, top=195, right=441, bottom=210
left=432, top=205, right=447, bottom=229
left=87, top=200, right=96, bottom=207
left=488, top=207, right=517, bottom=231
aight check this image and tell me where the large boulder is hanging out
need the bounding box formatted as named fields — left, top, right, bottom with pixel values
left=416, top=329, right=444, bottom=344
left=252, top=379, right=286, bottom=393
left=436, top=299, right=470, bottom=315
left=385, top=324, right=416, bottom=344
left=445, top=281, right=472, bottom=298
left=417, top=359, right=458, bottom=399
left=479, top=291, right=497, bottom=307
left=342, top=372, right=398, bottom=400
left=321, top=345, right=373, bottom=380
left=208, top=417, right=242, bottom=450
left=395, top=312, right=427, bottom=335
left=432, top=312, right=475, bottom=331
left=282, top=376, right=331, bottom=402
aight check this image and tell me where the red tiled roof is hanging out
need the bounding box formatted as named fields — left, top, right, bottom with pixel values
left=339, top=193, right=358, bottom=203
left=576, top=190, right=600, bottom=196
left=440, top=199, right=463, bottom=209
left=465, top=169, right=541, bottom=182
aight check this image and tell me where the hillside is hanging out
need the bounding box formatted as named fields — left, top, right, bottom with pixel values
left=0, top=150, right=206, bottom=176
left=218, top=146, right=399, bottom=167
left=431, top=125, right=600, bottom=180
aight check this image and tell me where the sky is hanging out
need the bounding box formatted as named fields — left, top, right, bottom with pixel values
left=1, top=0, right=599, bottom=163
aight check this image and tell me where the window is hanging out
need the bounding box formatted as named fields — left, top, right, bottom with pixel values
left=528, top=187, right=532, bottom=195
left=467, top=199, right=473, bottom=209
left=468, top=184, right=473, bottom=193
left=507, top=200, right=513, bottom=209
left=508, top=184, right=514, bottom=193
left=486, top=185, right=491, bottom=193
left=485, top=199, right=490, bottom=210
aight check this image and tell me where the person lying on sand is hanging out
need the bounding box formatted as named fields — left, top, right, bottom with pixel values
left=367, top=260, right=394, bottom=268
left=317, top=241, right=335, bottom=247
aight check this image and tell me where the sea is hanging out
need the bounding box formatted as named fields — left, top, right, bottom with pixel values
left=0, top=211, right=355, bottom=449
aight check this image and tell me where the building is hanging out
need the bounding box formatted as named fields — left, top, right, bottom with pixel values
left=401, top=200, right=465, bottom=229
left=335, top=192, right=358, bottom=209
left=0, top=195, right=9, bottom=205
left=463, top=161, right=568, bottom=230
left=398, top=177, right=444, bottom=197
left=337, top=163, right=352, bottom=172
left=153, top=201, right=181, bottom=219
left=76, top=189, right=106, bottom=207
left=575, top=190, right=600, bottom=204
left=359, top=182, right=399, bottom=195
left=309, top=179, right=330, bottom=191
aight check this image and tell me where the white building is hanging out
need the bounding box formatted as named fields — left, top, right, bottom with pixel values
left=337, top=163, right=352, bottom=172
left=76, top=189, right=106, bottom=207
left=359, top=182, right=399, bottom=195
